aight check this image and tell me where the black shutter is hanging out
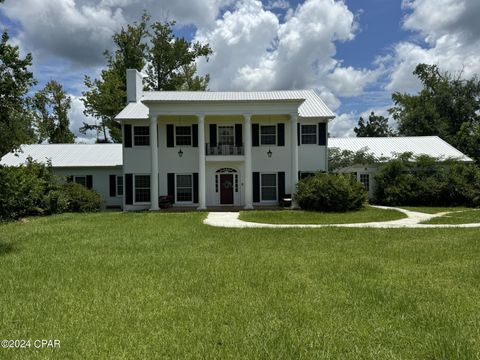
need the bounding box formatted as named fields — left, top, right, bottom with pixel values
left=209, top=124, right=217, bottom=147
left=167, top=173, right=175, bottom=202
left=109, top=175, right=116, bottom=197
left=166, top=124, right=174, bottom=148
left=86, top=175, right=93, bottom=189
left=124, top=124, right=132, bottom=148
left=297, top=123, right=301, bottom=145
left=235, top=124, right=243, bottom=147
left=125, top=174, right=133, bottom=205
left=66, top=175, right=73, bottom=183
left=192, top=124, right=198, bottom=147
left=193, top=173, right=199, bottom=203
left=278, top=172, right=285, bottom=200
left=318, top=123, right=327, bottom=146
left=277, top=123, right=285, bottom=146
left=252, top=124, right=259, bottom=147
left=253, top=172, right=260, bottom=202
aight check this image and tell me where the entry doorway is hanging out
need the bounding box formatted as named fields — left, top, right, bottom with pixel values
left=220, top=174, right=234, bottom=204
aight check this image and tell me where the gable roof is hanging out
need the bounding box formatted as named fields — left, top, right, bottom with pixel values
left=0, top=144, right=123, bottom=168
left=328, top=136, right=472, bottom=162
left=116, top=89, right=335, bottom=120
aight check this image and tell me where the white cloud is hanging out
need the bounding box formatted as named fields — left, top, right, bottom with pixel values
left=329, top=112, right=356, bottom=137
left=195, top=0, right=379, bottom=112
left=386, top=0, right=480, bottom=93
left=68, top=95, right=97, bottom=141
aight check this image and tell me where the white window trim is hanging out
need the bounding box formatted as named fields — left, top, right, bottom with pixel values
left=134, top=174, right=151, bottom=204
left=175, top=173, right=194, bottom=204
left=133, top=125, right=150, bottom=147
left=175, top=125, right=193, bottom=147
left=260, top=125, right=277, bottom=146
left=359, top=173, right=370, bottom=191
left=116, top=175, right=124, bottom=197
left=74, top=175, right=87, bottom=186
left=217, top=125, right=236, bottom=146
left=300, top=124, right=317, bottom=145
left=260, top=172, right=277, bottom=202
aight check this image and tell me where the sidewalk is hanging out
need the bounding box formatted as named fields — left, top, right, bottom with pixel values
left=203, top=206, right=480, bottom=228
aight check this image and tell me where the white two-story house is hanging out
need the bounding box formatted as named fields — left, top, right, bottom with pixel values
left=115, top=70, right=335, bottom=211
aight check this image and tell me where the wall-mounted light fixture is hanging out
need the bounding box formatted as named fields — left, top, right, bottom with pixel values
left=267, top=148, right=272, bottom=158
left=178, top=149, right=184, bottom=158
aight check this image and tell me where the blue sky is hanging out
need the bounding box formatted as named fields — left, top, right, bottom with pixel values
left=1, top=0, right=479, bottom=140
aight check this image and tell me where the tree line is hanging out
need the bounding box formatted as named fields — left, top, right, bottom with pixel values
left=354, top=64, right=480, bottom=162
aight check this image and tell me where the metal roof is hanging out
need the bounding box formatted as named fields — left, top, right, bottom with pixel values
left=0, top=144, right=123, bottom=168
left=329, top=136, right=472, bottom=162
left=116, top=89, right=335, bottom=120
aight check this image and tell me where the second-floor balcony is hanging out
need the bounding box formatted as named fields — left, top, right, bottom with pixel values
left=206, top=143, right=244, bottom=156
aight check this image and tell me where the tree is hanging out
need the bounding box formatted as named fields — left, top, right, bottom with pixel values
left=389, top=63, right=480, bottom=161
left=33, top=80, right=75, bottom=143
left=82, top=13, right=149, bottom=143
left=81, top=14, right=213, bottom=142
left=146, top=20, right=212, bottom=91
left=354, top=112, right=395, bottom=137
left=0, top=31, right=37, bottom=156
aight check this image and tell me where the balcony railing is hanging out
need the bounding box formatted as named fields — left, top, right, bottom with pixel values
left=206, top=143, right=244, bottom=156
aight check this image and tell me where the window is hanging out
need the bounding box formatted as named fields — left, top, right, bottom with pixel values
left=218, top=126, right=234, bottom=145
left=360, top=174, right=370, bottom=191
left=301, top=124, right=317, bottom=144
left=176, top=174, right=193, bottom=202
left=176, top=126, right=192, bottom=146
left=116, top=176, right=124, bottom=196
left=135, top=175, right=150, bottom=203
left=260, top=125, right=276, bottom=145
left=134, top=126, right=150, bottom=146
left=261, top=173, right=277, bottom=201
left=74, top=176, right=86, bottom=187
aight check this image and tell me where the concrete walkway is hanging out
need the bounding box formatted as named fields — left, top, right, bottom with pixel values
left=203, top=206, right=480, bottom=228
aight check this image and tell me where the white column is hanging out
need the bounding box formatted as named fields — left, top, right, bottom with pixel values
left=290, top=112, right=299, bottom=208
left=197, top=114, right=206, bottom=210
left=244, top=114, right=253, bottom=209
left=150, top=115, right=159, bottom=210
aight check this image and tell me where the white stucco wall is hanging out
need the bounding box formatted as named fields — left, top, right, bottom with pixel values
left=53, top=167, right=123, bottom=208
left=335, top=165, right=379, bottom=200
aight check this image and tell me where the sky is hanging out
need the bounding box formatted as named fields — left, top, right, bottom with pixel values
left=1, top=0, right=479, bottom=142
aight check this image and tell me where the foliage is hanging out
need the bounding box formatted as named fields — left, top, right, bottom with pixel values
left=354, top=111, right=395, bottom=137
left=0, top=159, right=57, bottom=220
left=328, top=147, right=383, bottom=171
left=390, top=63, right=480, bottom=162
left=0, top=160, right=102, bottom=221
left=0, top=31, right=37, bottom=156
left=33, top=80, right=75, bottom=143
left=374, top=153, right=480, bottom=207
left=61, top=182, right=102, bottom=212
left=146, top=20, right=212, bottom=91
left=81, top=13, right=149, bottom=143
left=295, top=173, right=367, bottom=212
left=82, top=13, right=212, bottom=142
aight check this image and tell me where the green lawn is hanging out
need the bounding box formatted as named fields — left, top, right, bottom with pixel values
left=1, top=212, right=480, bottom=359
left=422, top=209, right=480, bottom=224
left=239, top=206, right=406, bottom=224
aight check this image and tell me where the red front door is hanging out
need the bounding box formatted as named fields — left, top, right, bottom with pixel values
left=220, top=174, right=234, bottom=205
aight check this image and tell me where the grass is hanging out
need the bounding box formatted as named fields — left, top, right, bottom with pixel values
left=422, top=209, right=480, bottom=224
left=1, top=212, right=480, bottom=359
left=239, top=206, right=406, bottom=224
left=397, top=206, right=470, bottom=214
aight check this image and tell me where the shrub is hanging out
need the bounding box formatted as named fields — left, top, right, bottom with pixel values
left=0, top=159, right=102, bottom=221
left=295, top=173, right=368, bottom=212
left=374, top=154, right=480, bottom=207
left=61, top=183, right=102, bottom=212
